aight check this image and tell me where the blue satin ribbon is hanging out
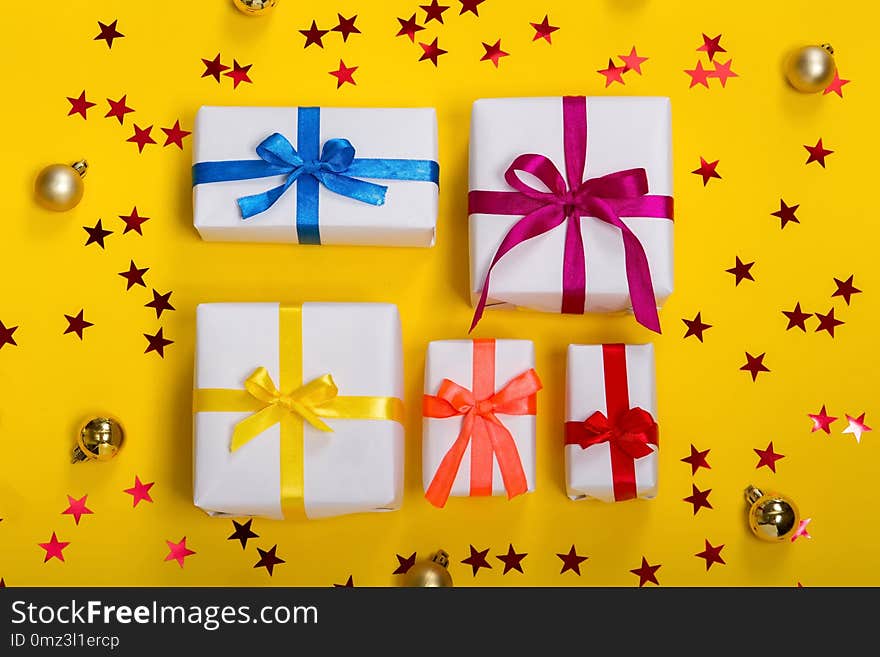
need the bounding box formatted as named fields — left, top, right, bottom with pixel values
left=192, top=107, right=440, bottom=245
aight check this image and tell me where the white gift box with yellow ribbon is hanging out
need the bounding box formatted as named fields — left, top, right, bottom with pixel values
left=193, top=302, right=405, bottom=520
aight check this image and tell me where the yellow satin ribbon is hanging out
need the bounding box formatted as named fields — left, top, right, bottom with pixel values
left=193, top=304, right=405, bottom=518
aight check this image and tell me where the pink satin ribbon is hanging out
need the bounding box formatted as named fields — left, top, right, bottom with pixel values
left=469, top=96, right=674, bottom=333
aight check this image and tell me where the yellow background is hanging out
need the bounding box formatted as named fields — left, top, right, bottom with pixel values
left=1, top=0, right=876, bottom=586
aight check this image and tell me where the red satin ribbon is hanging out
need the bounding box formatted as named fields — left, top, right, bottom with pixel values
left=469, top=96, right=674, bottom=334
left=563, top=344, right=658, bottom=501
left=424, top=338, right=541, bottom=508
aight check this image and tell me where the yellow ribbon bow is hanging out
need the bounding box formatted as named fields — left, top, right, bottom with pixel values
left=193, top=304, right=404, bottom=518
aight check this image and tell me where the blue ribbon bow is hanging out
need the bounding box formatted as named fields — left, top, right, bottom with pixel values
left=192, top=107, right=440, bottom=244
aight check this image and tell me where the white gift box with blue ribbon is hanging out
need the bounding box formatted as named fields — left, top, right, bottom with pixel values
left=192, top=106, right=440, bottom=246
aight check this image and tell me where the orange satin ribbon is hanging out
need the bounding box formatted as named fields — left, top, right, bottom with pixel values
left=424, top=338, right=541, bottom=508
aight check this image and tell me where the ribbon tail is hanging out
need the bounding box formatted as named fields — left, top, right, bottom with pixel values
left=471, top=204, right=567, bottom=332
left=485, top=418, right=528, bottom=500
left=425, top=414, right=475, bottom=508
left=237, top=176, right=298, bottom=220
left=622, top=230, right=661, bottom=333
left=317, top=172, right=387, bottom=206
left=230, top=405, right=285, bottom=451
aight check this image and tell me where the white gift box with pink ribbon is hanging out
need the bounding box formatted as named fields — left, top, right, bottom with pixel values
left=468, top=96, right=674, bottom=332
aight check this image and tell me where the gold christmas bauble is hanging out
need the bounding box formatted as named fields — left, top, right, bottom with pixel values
left=402, top=550, right=454, bottom=587
left=34, top=160, right=87, bottom=211
left=72, top=416, right=125, bottom=463
left=745, top=485, right=800, bottom=542
left=784, top=44, right=836, bottom=93
left=232, top=0, right=277, bottom=15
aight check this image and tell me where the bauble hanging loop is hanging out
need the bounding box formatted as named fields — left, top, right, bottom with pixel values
left=402, top=549, right=454, bottom=587
left=784, top=44, right=836, bottom=93
left=745, top=485, right=800, bottom=542
left=72, top=416, right=125, bottom=463
left=34, top=160, right=87, bottom=211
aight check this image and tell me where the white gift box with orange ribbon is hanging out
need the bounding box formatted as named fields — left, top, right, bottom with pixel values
left=422, top=339, right=540, bottom=506
left=193, top=302, right=404, bottom=519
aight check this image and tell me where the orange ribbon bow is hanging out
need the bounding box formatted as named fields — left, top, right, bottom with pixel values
left=424, top=364, right=542, bottom=508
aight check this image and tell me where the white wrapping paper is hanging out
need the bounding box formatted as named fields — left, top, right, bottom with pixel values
left=194, top=302, right=404, bottom=519
left=193, top=106, right=439, bottom=246
left=469, top=96, right=673, bottom=314
left=565, top=343, right=658, bottom=501
left=423, top=339, right=536, bottom=498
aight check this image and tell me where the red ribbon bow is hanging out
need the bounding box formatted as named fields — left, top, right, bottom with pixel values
left=565, top=408, right=658, bottom=459
left=424, top=368, right=542, bottom=508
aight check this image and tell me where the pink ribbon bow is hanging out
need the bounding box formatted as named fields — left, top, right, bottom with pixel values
left=469, top=96, right=674, bottom=333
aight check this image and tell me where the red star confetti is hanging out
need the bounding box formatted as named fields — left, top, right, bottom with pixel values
left=227, top=519, right=258, bottom=549
left=832, top=275, right=861, bottom=305
left=782, top=303, right=811, bottom=331
left=124, top=476, right=154, bottom=507
left=754, top=441, right=785, bottom=472
left=165, top=537, right=196, bottom=568
left=333, top=576, right=354, bottom=588
left=496, top=544, right=527, bottom=575
left=842, top=413, right=872, bottom=443
left=557, top=545, right=588, bottom=575
left=681, top=445, right=711, bottom=475
left=481, top=40, right=509, bottom=67
left=421, top=0, right=449, bottom=24
left=697, top=33, right=726, bottom=61
left=419, top=38, right=447, bottom=66
left=684, top=484, right=713, bottom=515
left=67, top=91, right=95, bottom=119
left=685, top=61, right=712, bottom=88
left=459, top=0, right=485, bottom=15
left=695, top=540, right=725, bottom=571
left=682, top=312, right=712, bottom=342
left=726, top=256, right=755, bottom=285
left=63, top=310, right=93, bottom=340
left=396, top=14, right=424, bottom=42
left=461, top=545, right=492, bottom=576
left=393, top=552, right=417, bottom=575
left=809, top=405, right=838, bottom=434
left=162, top=121, right=191, bottom=149
left=144, top=328, right=173, bottom=358
left=105, top=95, right=134, bottom=124
left=127, top=124, right=156, bottom=153
left=62, top=495, right=93, bottom=525
left=531, top=15, right=558, bottom=43
left=709, top=59, right=738, bottom=86
left=692, top=157, right=721, bottom=185
left=329, top=60, right=358, bottom=88
left=791, top=518, right=812, bottom=542
left=83, top=220, right=113, bottom=248
left=38, top=532, right=70, bottom=563
left=225, top=60, right=253, bottom=88
left=740, top=352, right=770, bottom=381
left=771, top=199, right=799, bottom=229
left=630, top=557, right=661, bottom=587
left=94, top=20, right=124, bottom=49
left=0, top=321, right=18, bottom=350
left=145, top=290, right=175, bottom=318
left=814, top=308, right=844, bottom=337
left=619, top=47, right=648, bottom=74
left=597, top=58, right=626, bottom=87
left=118, top=260, right=148, bottom=290
left=804, top=139, right=833, bottom=167
left=119, top=207, right=150, bottom=235
left=254, top=545, right=285, bottom=576
left=299, top=20, right=328, bottom=48
left=0, top=579, right=5, bottom=587
left=824, top=70, right=850, bottom=97
left=332, top=14, right=360, bottom=41
left=201, top=53, right=229, bottom=81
